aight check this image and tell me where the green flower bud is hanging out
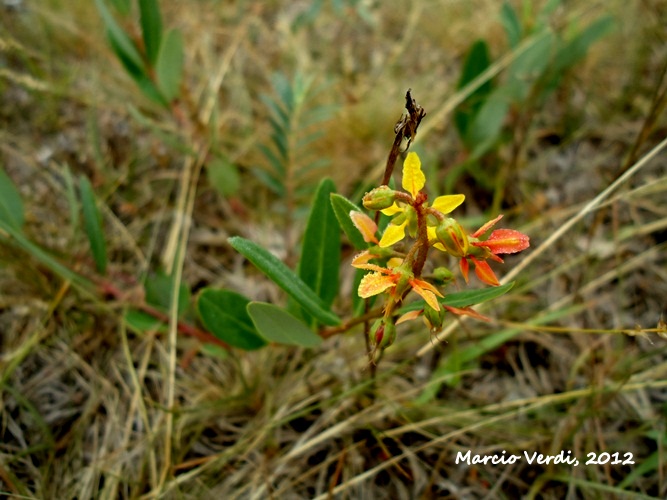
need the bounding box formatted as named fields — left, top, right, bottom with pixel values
left=423, top=304, right=446, bottom=332
left=363, top=186, right=397, bottom=210
left=369, top=318, right=397, bottom=350
left=435, top=218, right=470, bottom=257
left=432, top=266, right=455, bottom=285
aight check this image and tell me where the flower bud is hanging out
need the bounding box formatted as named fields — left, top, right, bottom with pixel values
left=435, top=218, right=470, bottom=257
left=363, top=186, right=397, bottom=210
left=423, top=304, right=446, bottom=332
left=432, top=266, right=455, bottom=285
left=369, top=318, right=397, bottom=350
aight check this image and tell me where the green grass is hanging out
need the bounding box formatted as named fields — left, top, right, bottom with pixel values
left=1, top=0, right=667, bottom=498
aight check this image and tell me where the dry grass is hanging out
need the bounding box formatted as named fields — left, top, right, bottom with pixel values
left=1, top=0, right=667, bottom=498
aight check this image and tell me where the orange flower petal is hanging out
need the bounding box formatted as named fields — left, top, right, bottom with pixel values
left=351, top=251, right=386, bottom=272
left=444, top=305, right=491, bottom=322
left=396, top=309, right=423, bottom=325
left=471, top=257, right=500, bottom=286
left=475, top=229, right=530, bottom=254
left=460, top=258, right=470, bottom=283
left=349, top=211, right=379, bottom=243
left=410, top=279, right=441, bottom=311
left=358, top=272, right=397, bottom=298
left=472, top=214, right=503, bottom=238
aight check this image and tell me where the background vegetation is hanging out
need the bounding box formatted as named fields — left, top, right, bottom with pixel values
left=1, top=0, right=666, bottom=497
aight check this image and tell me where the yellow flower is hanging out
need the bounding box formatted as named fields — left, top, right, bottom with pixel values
left=377, top=153, right=465, bottom=248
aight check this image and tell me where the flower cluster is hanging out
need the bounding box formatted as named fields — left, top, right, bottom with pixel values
left=351, top=152, right=529, bottom=359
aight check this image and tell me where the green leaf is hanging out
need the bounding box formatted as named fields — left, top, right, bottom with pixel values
left=0, top=218, right=91, bottom=290
left=398, top=282, right=515, bottom=314
left=228, top=236, right=341, bottom=326
left=298, top=178, right=340, bottom=309
left=330, top=194, right=368, bottom=250
left=109, top=0, right=131, bottom=15
left=454, top=40, right=494, bottom=146
left=207, top=157, right=240, bottom=197
left=465, top=90, right=509, bottom=160
left=95, top=0, right=145, bottom=74
left=197, top=289, right=266, bottom=350
left=506, top=30, right=555, bottom=101
left=138, top=0, right=163, bottom=66
left=144, top=271, right=191, bottom=316
left=0, top=167, right=25, bottom=231
left=124, top=309, right=168, bottom=333
left=247, top=302, right=323, bottom=347
left=61, top=165, right=79, bottom=237
left=500, top=1, right=522, bottom=48
left=553, top=15, right=614, bottom=74
left=79, top=175, right=108, bottom=274
left=156, top=29, right=184, bottom=102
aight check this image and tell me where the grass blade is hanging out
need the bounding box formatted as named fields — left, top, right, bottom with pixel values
left=79, top=175, right=108, bottom=274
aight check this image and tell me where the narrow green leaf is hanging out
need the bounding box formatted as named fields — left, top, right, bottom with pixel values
left=330, top=194, right=368, bottom=250
left=156, top=29, right=184, bottom=102
left=500, top=1, right=522, bottom=48
left=139, top=0, right=163, bottom=66
left=207, top=157, right=240, bottom=197
left=95, top=0, right=145, bottom=73
left=144, top=271, right=191, bottom=316
left=0, top=219, right=91, bottom=290
left=455, top=40, right=494, bottom=146
left=271, top=72, right=294, bottom=113
left=398, top=282, right=515, bottom=314
left=553, top=16, right=614, bottom=74
left=198, top=289, right=266, bottom=350
left=109, top=0, right=131, bottom=15
left=79, top=176, right=107, bottom=274
left=0, top=167, right=25, bottom=230
left=466, top=90, right=510, bottom=160
left=298, top=179, right=340, bottom=309
left=228, top=236, right=341, bottom=326
left=506, top=30, right=554, bottom=101
left=61, top=165, right=79, bottom=237
left=247, top=302, right=323, bottom=347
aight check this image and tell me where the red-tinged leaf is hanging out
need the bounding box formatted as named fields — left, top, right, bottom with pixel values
left=471, top=257, right=500, bottom=286
left=478, top=229, right=530, bottom=254
left=444, top=305, right=491, bottom=322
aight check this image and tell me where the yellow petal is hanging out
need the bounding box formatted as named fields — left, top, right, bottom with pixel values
left=402, top=152, right=425, bottom=198
left=379, top=221, right=407, bottom=247
left=386, top=257, right=403, bottom=269
left=358, top=272, right=396, bottom=298
left=432, top=194, right=465, bottom=214
left=380, top=202, right=402, bottom=216
left=410, top=278, right=443, bottom=311
left=349, top=211, right=379, bottom=243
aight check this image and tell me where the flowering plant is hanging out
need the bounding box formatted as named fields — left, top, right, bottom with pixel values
left=349, top=151, right=529, bottom=359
